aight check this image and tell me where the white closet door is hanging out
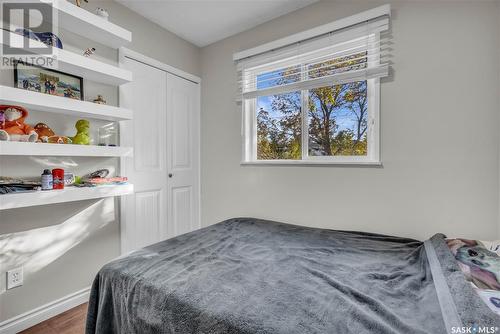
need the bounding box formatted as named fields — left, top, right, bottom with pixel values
left=120, top=57, right=168, bottom=253
left=166, top=73, right=200, bottom=238
left=120, top=55, right=200, bottom=253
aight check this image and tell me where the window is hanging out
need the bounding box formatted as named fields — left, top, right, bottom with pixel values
left=237, top=9, right=390, bottom=165
left=257, top=91, right=301, bottom=160
left=308, top=80, right=369, bottom=158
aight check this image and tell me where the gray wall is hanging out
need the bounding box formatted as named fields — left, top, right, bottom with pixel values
left=200, top=0, right=500, bottom=241
left=2, top=0, right=500, bottom=326
left=86, top=1, right=201, bottom=77
left=0, top=1, right=200, bottom=322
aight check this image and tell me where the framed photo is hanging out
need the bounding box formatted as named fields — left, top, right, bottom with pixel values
left=14, top=61, right=83, bottom=100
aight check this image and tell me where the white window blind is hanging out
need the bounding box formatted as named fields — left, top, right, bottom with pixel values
left=235, top=8, right=391, bottom=101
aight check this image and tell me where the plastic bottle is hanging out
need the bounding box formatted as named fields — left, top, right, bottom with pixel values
left=41, top=169, right=53, bottom=190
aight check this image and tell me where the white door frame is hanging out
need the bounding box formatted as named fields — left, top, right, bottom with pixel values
left=119, top=48, right=201, bottom=84
left=118, top=47, right=201, bottom=254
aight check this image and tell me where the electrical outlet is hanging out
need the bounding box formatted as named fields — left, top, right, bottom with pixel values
left=7, top=267, right=23, bottom=290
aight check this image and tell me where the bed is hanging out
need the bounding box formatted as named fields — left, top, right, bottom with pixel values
left=85, top=218, right=499, bottom=334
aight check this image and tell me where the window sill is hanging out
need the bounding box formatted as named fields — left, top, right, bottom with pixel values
left=240, top=160, right=382, bottom=167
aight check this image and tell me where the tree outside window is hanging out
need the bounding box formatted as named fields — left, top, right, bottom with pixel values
left=255, top=53, right=369, bottom=160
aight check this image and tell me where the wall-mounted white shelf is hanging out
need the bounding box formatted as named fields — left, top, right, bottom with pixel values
left=0, top=141, right=133, bottom=157
left=53, top=47, right=132, bottom=85
left=0, top=184, right=134, bottom=210
left=36, top=0, right=132, bottom=49
left=0, top=86, right=133, bottom=121
left=0, top=32, right=132, bottom=85
left=0, top=1, right=134, bottom=213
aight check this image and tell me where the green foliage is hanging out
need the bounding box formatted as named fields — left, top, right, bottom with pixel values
left=256, top=53, right=368, bottom=160
left=257, top=106, right=301, bottom=160
left=330, top=129, right=367, bottom=156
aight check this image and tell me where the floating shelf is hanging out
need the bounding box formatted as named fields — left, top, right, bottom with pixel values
left=0, top=141, right=133, bottom=157
left=0, top=86, right=133, bottom=121
left=36, top=0, right=132, bottom=49
left=0, top=184, right=134, bottom=210
left=53, top=47, right=132, bottom=85
left=0, top=32, right=132, bottom=85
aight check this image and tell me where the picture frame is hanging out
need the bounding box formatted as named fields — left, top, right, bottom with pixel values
left=14, top=61, right=84, bottom=100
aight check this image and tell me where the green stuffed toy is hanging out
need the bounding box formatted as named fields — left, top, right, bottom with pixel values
left=72, top=119, right=90, bottom=145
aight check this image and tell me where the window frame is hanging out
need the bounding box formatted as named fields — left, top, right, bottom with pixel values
left=241, top=56, right=381, bottom=166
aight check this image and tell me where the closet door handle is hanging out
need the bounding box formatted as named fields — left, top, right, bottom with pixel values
left=168, top=173, right=173, bottom=178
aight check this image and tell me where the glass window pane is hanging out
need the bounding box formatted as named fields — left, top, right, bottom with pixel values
left=308, top=81, right=368, bottom=156
left=307, top=52, right=367, bottom=79
left=256, top=65, right=301, bottom=90
left=257, top=91, right=301, bottom=160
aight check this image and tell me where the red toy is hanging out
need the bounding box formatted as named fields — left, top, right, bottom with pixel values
left=0, top=105, right=38, bottom=142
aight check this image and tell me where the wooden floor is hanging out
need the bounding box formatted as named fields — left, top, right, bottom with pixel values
left=20, top=303, right=88, bottom=334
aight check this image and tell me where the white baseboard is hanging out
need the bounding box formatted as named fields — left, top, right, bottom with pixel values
left=0, top=287, right=90, bottom=334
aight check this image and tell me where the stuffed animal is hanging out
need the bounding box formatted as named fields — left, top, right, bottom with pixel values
left=0, top=105, right=38, bottom=142
left=72, top=119, right=90, bottom=145
left=34, top=123, right=55, bottom=142
left=33, top=122, right=71, bottom=144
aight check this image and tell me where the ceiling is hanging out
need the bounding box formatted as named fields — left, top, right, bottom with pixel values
left=116, top=0, right=319, bottom=47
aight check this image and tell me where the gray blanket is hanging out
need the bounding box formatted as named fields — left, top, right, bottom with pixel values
left=86, top=218, right=499, bottom=334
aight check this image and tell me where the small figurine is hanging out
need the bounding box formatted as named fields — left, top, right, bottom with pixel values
left=95, top=8, right=109, bottom=20
left=71, top=119, right=90, bottom=145
left=83, top=47, right=96, bottom=57
left=74, top=0, right=88, bottom=8
left=0, top=105, right=38, bottom=142
left=92, top=95, right=107, bottom=105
